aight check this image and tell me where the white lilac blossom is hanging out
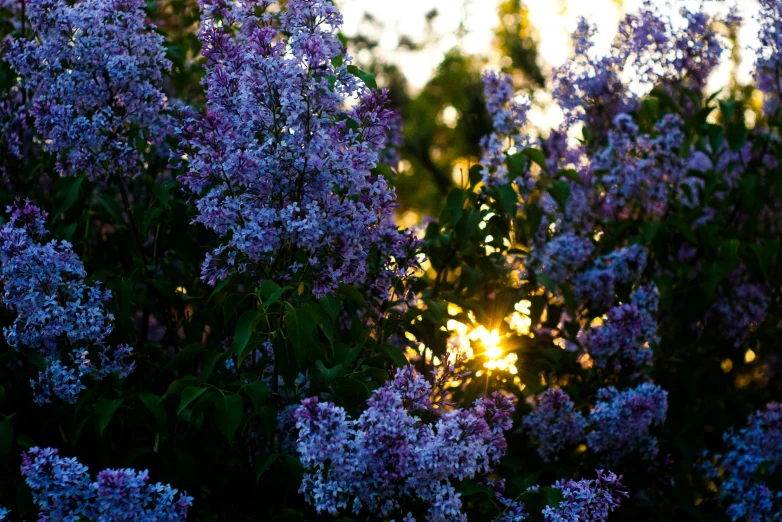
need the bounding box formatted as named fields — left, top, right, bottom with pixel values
left=6, top=0, right=170, bottom=182
left=585, top=284, right=659, bottom=375
left=479, top=70, right=531, bottom=187
left=293, top=366, right=515, bottom=521
left=754, top=0, right=782, bottom=115
left=177, top=0, right=418, bottom=297
left=0, top=200, right=134, bottom=404
left=522, top=388, right=587, bottom=462
left=703, top=403, right=782, bottom=521
left=20, top=446, right=192, bottom=521
left=587, top=383, right=668, bottom=464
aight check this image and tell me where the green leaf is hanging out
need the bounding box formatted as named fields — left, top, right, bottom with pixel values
left=215, top=394, right=244, bottom=441
left=444, top=188, right=465, bottom=224
left=138, top=392, right=168, bottom=427
left=244, top=380, right=270, bottom=413
left=207, top=276, right=232, bottom=304
left=95, top=398, right=123, bottom=437
left=178, top=387, right=207, bottom=416
left=346, top=65, right=377, bottom=89
left=285, top=304, right=316, bottom=365
left=256, top=452, right=279, bottom=482
left=162, top=342, right=204, bottom=374
left=54, top=176, right=84, bottom=218
left=316, top=360, right=345, bottom=381
left=260, top=280, right=287, bottom=307
left=0, top=419, right=13, bottom=456
left=377, top=343, right=408, bottom=368
left=233, top=309, right=261, bottom=361
left=319, top=294, right=341, bottom=320
left=522, top=147, right=549, bottom=173
left=507, top=152, right=527, bottom=179
left=549, top=180, right=570, bottom=210
left=273, top=337, right=299, bottom=386
left=162, top=375, right=200, bottom=400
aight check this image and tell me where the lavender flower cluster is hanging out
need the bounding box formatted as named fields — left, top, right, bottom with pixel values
left=177, top=0, right=417, bottom=297
left=524, top=383, right=667, bottom=464
left=497, top=470, right=628, bottom=522
left=293, top=366, right=514, bottom=521
left=703, top=403, right=782, bottom=521
left=0, top=200, right=133, bottom=404
left=587, top=383, right=668, bottom=465
left=753, top=0, right=782, bottom=115
left=20, top=446, right=192, bottom=521
left=6, top=0, right=170, bottom=182
left=479, top=71, right=531, bottom=188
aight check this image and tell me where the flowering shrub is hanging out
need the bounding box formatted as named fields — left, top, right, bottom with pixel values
left=0, top=0, right=780, bottom=520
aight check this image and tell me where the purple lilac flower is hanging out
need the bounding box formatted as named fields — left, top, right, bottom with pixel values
left=587, top=383, right=668, bottom=464
left=6, top=0, right=171, bottom=182
left=754, top=0, right=782, bottom=115
left=585, top=285, right=659, bottom=375
left=552, top=18, right=632, bottom=136
left=294, top=366, right=515, bottom=521
left=0, top=88, right=26, bottom=178
left=703, top=403, right=782, bottom=521
left=0, top=506, right=8, bottom=521
left=177, top=0, right=418, bottom=298
left=705, top=266, right=769, bottom=348
left=479, top=70, right=531, bottom=187
left=497, top=497, right=528, bottom=521
left=0, top=200, right=134, bottom=404
left=575, top=245, right=648, bottom=311
left=21, top=447, right=192, bottom=521
left=542, top=470, right=628, bottom=521
left=593, top=113, right=686, bottom=219
left=529, top=231, right=594, bottom=285
left=618, top=0, right=733, bottom=93
left=522, top=388, right=587, bottom=462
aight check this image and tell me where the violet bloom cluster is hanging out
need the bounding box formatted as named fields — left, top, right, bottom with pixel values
left=6, top=0, right=170, bottom=182
left=585, top=284, right=659, bottom=374
left=575, top=244, right=648, bottom=312
left=0, top=88, right=25, bottom=178
left=178, top=0, right=417, bottom=297
left=0, top=506, right=7, bottom=521
left=528, top=231, right=594, bottom=286
left=293, top=366, right=515, bottom=521
left=0, top=200, right=134, bottom=404
left=587, top=383, right=668, bottom=464
left=754, top=0, right=782, bottom=115
left=618, top=0, right=734, bottom=93
left=705, top=266, right=770, bottom=348
left=703, top=402, right=782, bottom=521
left=542, top=470, right=628, bottom=522
left=593, top=113, right=688, bottom=219
left=522, top=388, right=587, bottom=462
left=21, top=446, right=192, bottom=521
left=479, top=70, right=531, bottom=187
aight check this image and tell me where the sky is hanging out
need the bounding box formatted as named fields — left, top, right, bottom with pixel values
left=340, top=0, right=763, bottom=93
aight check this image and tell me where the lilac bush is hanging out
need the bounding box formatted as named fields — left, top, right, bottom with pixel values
left=294, top=366, right=514, bottom=521
left=0, top=199, right=133, bottom=404
left=6, top=0, right=171, bottom=182
left=21, top=446, right=192, bottom=521
left=176, top=0, right=417, bottom=297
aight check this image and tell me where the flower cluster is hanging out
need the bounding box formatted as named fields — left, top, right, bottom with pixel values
left=20, top=446, right=192, bottom=521
left=585, top=284, right=659, bottom=374
left=0, top=199, right=133, bottom=404
left=0, top=88, right=25, bottom=179
left=575, top=245, right=648, bottom=312
left=587, top=383, right=668, bottom=464
left=479, top=70, right=531, bottom=187
left=592, top=113, right=687, bottom=219
left=702, top=403, right=782, bottom=521
left=294, top=366, right=515, bottom=521
left=542, top=470, right=628, bottom=522
left=6, top=0, right=170, bottom=182
left=177, top=0, right=417, bottom=297
left=753, top=0, right=782, bottom=115
left=522, top=388, right=587, bottom=462
left=705, top=266, right=769, bottom=348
